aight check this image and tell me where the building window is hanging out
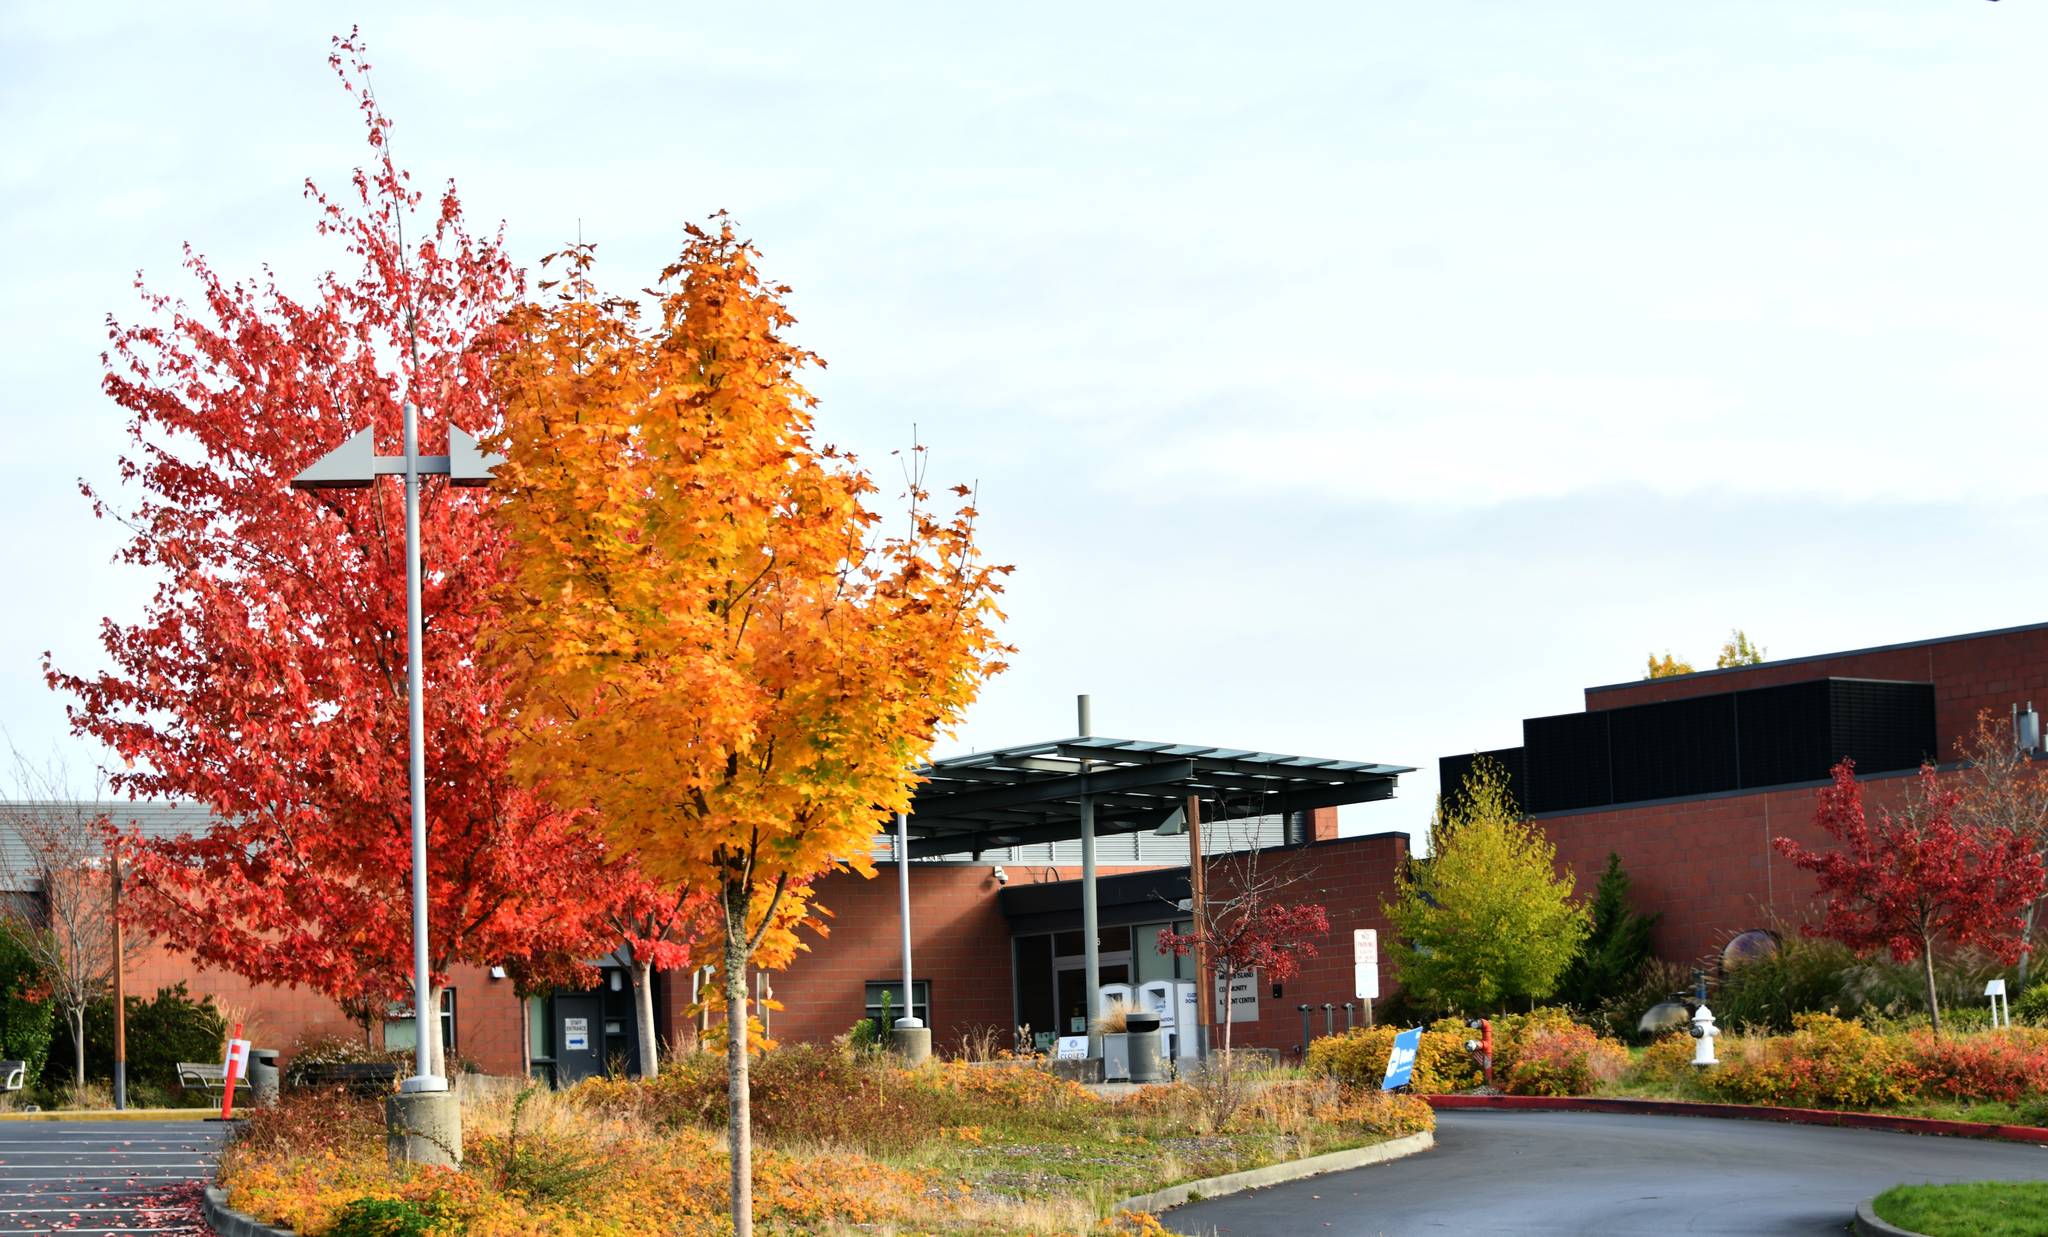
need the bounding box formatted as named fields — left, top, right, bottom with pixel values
left=864, top=980, right=930, bottom=1029
left=383, top=988, right=458, bottom=1057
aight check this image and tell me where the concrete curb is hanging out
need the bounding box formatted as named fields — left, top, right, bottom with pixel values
left=1114, top=1131, right=1435, bottom=1215
left=1427, top=1093, right=2048, bottom=1145
left=204, top=1186, right=297, bottom=1237
left=0, top=1107, right=221, bottom=1122
left=1853, top=1198, right=1925, bottom=1237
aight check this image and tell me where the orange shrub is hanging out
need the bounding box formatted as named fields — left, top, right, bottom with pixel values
left=1899, top=1027, right=2048, bottom=1103
left=1502, top=1023, right=1629, bottom=1096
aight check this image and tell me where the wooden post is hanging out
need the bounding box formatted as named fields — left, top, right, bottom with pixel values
left=1185, top=793, right=1214, bottom=1060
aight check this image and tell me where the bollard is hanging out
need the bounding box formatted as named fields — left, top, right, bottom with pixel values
left=1322, top=1003, right=1335, bottom=1038
left=1343, top=1002, right=1355, bottom=1031
left=1298, top=1004, right=1313, bottom=1055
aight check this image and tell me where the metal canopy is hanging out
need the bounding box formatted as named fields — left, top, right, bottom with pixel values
left=903, top=737, right=1413, bottom=859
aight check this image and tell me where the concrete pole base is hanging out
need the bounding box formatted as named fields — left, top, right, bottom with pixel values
left=386, top=1090, right=462, bottom=1168
left=891, top=1025, right=932, bottom=1064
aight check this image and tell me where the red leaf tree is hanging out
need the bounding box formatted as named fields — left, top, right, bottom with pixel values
left=1159, top=835, right=1330, bottom=1056
left=45, top=38, right=609, bottom=1074
left=1776, top=759, right=2045, bottom=1035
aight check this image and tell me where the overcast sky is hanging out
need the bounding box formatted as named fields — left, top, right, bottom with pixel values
left=6, top=3, right=2047, bottom=843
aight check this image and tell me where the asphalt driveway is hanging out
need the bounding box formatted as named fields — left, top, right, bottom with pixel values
left=1167, top=1109, right=2048, bottom=1236
left=0, top=1119, right=224, bottom=1235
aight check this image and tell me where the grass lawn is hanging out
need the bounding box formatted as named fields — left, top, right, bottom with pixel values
left=1872, top=1182, right=2048, bottom=1237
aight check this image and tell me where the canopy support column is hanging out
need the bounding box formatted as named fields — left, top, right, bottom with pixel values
left=1079, top=695, right=1101, bottom=1059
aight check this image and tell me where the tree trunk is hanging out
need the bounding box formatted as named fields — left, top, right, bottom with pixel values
left=70, top=1008, right=85, bottom=1089
left=1921, top=939, right=1942, bottom=1037
left=634, top=957, right=659, bottom=1079
left=519, top=995, right=532, bottom=1082
left=722, top=879, right=753, bottom=1237
left=1218, top=966, right=1235, bottom=1058
left=2022, top=900, right=2040, bottom=988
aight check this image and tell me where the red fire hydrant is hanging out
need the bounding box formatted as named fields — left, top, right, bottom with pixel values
left=1464, top=1018, right=1494, bottom=1088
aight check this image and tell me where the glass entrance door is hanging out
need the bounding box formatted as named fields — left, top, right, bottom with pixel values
left=1053, top=956, right=1131, bottom=1036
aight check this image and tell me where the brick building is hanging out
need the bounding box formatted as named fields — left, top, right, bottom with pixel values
left=1441, top=620, right=2048, bottom=965
left=4, top=735, right=1419, bottom=1078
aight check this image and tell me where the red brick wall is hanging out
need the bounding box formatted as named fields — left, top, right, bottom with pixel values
left=1206, top=832, right=1408, bottom=1056
left=1585, top=622, right=2048, bottom=761
left=1533, top=769, right=1927, bottom=966
left=123, top=946, right=528, bottom=1075
left=659, top=862, right=1165, bottom=1054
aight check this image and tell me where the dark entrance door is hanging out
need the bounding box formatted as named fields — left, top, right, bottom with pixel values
left=553, top=994, right=604, bottom=1085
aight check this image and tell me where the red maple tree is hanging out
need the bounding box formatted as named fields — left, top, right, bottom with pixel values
left=1160, top=857, right=1329, bottom=1056
left=46, top=36, right=608, bottom=1074
left=1777, top=759, right=2045, bottom=1035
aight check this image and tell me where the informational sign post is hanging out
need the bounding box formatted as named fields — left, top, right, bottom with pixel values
left=1354, top=929, right=1379, bottom=1001
left=1381, top=1027, right=1422, bottom=1091
left=1213, top=971, right=1260, bottom=1023
left=1055, top=1036, right=1090, bottom=1061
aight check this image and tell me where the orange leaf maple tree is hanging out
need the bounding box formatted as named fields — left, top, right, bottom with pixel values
left=490, top=223, right=1010, bottom=1237
left=47, top=40, right=617, bottom=1073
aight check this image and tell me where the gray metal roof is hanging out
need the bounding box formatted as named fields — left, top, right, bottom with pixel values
left=902, top=737, right=1412, bottom=859
left=0, top=801, right=215, bottom=890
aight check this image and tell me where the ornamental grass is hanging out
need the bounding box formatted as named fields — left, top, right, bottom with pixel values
left=219, top=1045, right=1432, bottom=1236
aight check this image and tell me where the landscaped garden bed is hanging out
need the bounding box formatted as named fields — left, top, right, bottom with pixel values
left=216, top=1044, right=1434, bottom=1236
left=1307, top=1006, right=2048, bottom=1130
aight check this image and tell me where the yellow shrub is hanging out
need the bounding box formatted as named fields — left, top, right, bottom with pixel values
left=1627, top=1031, right=1703, bottom=1090
left=1306, top=1024, right=1478, bottom=1093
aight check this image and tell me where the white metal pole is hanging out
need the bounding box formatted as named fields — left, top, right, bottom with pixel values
left=1079, top=695, right=1100, bottom=1055
left=896, top=812, right=919, bottom=1028
left=399, top=400, right=440, bottom=1092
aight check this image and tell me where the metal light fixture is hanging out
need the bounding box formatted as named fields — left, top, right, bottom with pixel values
left=292, top=412, right=503, bottom=1095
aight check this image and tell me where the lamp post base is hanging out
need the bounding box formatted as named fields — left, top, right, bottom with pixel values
left=387, top=1089, right=462, bottom=1168
left=891, top=1020, right=931, bottom=1064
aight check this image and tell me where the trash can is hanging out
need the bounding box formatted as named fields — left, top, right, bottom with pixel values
left=248, top=1048, right=281, bottom=1108
left=1125, top=1013, right=1167, bottom=1084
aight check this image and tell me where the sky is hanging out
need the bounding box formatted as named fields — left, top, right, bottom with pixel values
left=4, top=2, right=2047, bottom=844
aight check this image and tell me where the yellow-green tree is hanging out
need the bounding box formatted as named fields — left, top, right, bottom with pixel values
left=489, top=222, right=1009, bottom=1237
left=1645, top=651, right=1695, bottom=679
left=1716, top=629, right=1767, bottom=668
left=1386, top=760, right=1590, bottom=1013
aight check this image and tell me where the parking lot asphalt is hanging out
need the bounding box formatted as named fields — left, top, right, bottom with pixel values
left=0, top=1120, right=224, bottom=1235
left=1166, top=1108, right=2048, bottom=1236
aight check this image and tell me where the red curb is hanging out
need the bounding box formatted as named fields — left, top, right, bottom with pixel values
left=1425, top=1093, right=2048, bottom=1145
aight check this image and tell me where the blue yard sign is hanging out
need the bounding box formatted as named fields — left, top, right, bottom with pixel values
left=1381, top=1027, right=1423, bottom=1091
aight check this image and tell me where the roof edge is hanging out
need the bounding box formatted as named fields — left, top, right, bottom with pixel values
left=1583, top=618, right=2048, bottom=697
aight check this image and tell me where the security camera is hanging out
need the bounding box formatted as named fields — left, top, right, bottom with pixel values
left=992, top=865, right=1008, bottom=885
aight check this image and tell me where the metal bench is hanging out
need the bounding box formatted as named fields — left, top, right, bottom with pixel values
left=176, top=1062, right=228, bottom=1097
left=293, top=1062, right=401, bottom=1093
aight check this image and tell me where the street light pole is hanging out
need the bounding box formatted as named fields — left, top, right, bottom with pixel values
left=399, top=398, right=435, bottom=1094
left=111, top=853, right=124, bottom=1111
left=293, top=414, right=499, bottom=1163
